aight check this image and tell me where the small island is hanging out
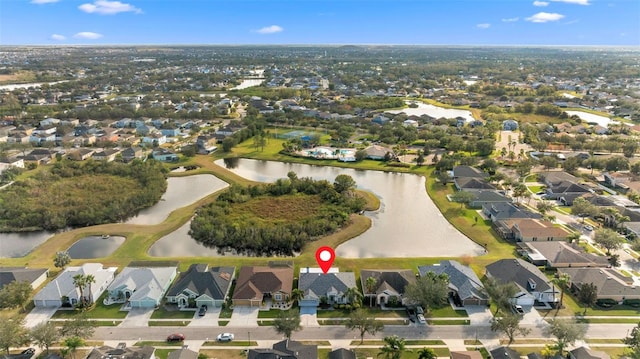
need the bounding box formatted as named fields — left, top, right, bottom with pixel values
left=189, top=171, right=366, bottom=256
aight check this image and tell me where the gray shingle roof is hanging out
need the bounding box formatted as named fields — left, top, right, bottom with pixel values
left=166, top=264, right=234, bottom=300
left=0, top=267, right=47, bottom=290
left=360, top=269, right=416, bottom=295
left=485, top=259, right=553, bottom=293
left=418, top=260, right=487, bottom=301
left=298, top=272, right=356, bottom=299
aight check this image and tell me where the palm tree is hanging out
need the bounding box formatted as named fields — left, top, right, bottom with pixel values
left=290, top=288, right=304, bottom=305
left=552, top=273, right=571, bottom=309
left=417, top=348, right=436, bottom=359
left=72, top=274, right=86, bottom=308
left=365, top=276, right=378, bottom=308
left=345, top=287, right=363, bottom=308
left=378, top=335, right=407, bottom=359
left=84, top=274, right=96, bottom=306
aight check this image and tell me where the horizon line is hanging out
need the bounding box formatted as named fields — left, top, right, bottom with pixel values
left=1, top=43, right=639, bottom=48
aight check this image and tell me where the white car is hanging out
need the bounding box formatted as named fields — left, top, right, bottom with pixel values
left=216, top=333, right=235, bottom=342
left=417, top=314, right=427, bottom=324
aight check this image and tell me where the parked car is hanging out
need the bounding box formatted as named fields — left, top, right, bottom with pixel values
left=198, top=305, right=207, bottom=316
left=21, top=349, right=35, bottom=357
left=512, top=304, right=525, bottom=315
left=584, top=225, right=594, bottom=232
left=216, top=333, right=235, bottom=342
left=406, top=307, right=416, bottom=322
left=167, top=333, right=185, bottom=342
left=417, top=314, right=427, bottom=324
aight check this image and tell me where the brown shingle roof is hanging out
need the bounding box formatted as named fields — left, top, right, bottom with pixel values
left=233, top=266, right=294, bottom=300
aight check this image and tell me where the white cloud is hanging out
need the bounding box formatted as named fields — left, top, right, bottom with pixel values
left=50, top=34, right=66, bottom=41
left=79, top=0, right=142, bottom=15
left=550, top=0, right=589, bottom=5
left=533, top=1, right=549, bottom=6
left=256, top=25, right=283, bottom=34
left=31, top=0, right=59, bottom=4
left=73, top=32, right=103, bottom=39
left=476, top=23, right=491, bottom=29
left=502, top=17, right=519, bottom=22
left=526, top=12, right=565, bottom=23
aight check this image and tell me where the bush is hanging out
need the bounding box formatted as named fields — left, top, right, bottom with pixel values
left=596, top=298, right=617, bottom=308
left=623, top=299, right=640, bottom=307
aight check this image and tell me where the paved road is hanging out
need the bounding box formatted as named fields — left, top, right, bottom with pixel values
left=94, top=323, right=637, bottom=342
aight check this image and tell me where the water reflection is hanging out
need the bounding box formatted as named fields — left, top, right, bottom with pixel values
left=67, top=235, right=125, bottom=259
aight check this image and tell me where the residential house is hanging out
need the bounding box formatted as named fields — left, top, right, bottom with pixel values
left=232, top=263, right=294, bottom=307
left=151, top=149, right=178, bottom=162
left=298, top=268, right=357, bottom=309
left=7, top=132, right=30, bottom=144
left=364, top=144, right=391, bottom=160
left=0, top=267, right=48, bottom=290
left=0, top=157, right=25, bottom=174
left=545, top=181, right=592, bottom=205
left=451, top=351, right=483, bottom=359
left=33, top=263, right=117, bottom=307
left=136, top=125, right=152, bottom=136
left=539, top=171, right=580, bottom=187
left=29, top=132, right=56, bottom=145
left=160, top=128, right=180, bottom=137
left=121, top=147, right=144, bottom=162
left=602, top=171, right=636, bottom=192
left=92, top=148, right=121, bottom=162
left=360, top=269, right=416, bottom=307
left=494, top=218, right=571, bottom=242
left=455, top=177, right=497, bottom=192
left=517, top=241, right=610, bottom=268
left=86, top=344, right=155, bottom=359
left=451, top=166, right=488, bottom=179
left=490, top=347, right=521, bottom=359
left=328, top=349, right=356, bottom=359
left=165, top=264, right=234, bottom=309
left=167, top=348, right=198, bottom=359
left=248, top=339, right=317, bottom=359
left=569, top=347, right=610, bottom=359
left=469, top=191, right=511, bottom=209
left=371, top=115, right=390, bottom=125
left=104, top=265, right=178, bottom=308
left=22, top=148, right=55, bottom=164
left=66, top=148, right=95, bottom=161
left=215, top=125, right=243, bottom=138
left=418, top=260, right=488, bottom=307
left=485, top=259, right=559, bottom=307
left=625, top=222, right=640, bottom=239
left=559, top=267, right=640, bottom=302
left=483, top=203, right=542, bottom=223
left=142, top=133, right=167, bottom=146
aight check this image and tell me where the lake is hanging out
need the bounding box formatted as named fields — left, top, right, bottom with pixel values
left=125, top=174, right=229, bottom=225
left=565, top=111, right=619, bottom=128
left=149, top=220, right=246, bottom=257
left=230, top=79, right=265, bottom=90
left=212, top=159, right=484, bottom=258
left=0, top=80, right=68, bottom=92
left=0, top=231, right=54, bottom=258
left=386, top=102, right=476, bottom=123
left=67, top=235, right=125, bottom=259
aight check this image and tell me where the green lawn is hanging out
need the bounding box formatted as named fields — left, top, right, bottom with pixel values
left=154, top=349, right=172, bottom=359
left=427, top=319, right=470, bottom=325
left=151, top=307, right=195, bottom=319
left=352, top=340, right=445, bottom=345
left=203, top=341, right=256, bottom=346
left=51, top=296, right=128, bottom=319
left=148, top=320, right=189, bottom=326
left=346, top=347, right=450, bottom=358
left=317, top=308, right=408, bottom=319
left=429, top=306, right=469, bottom=318
left=257, top=308, right=295, bottom=318
left=527, top=185, right=544, bottom=193
left=218, top=320, right=229, bottom=326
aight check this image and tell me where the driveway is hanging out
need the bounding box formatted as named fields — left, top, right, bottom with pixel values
left=227, top=306, right=259, bottom=327
left=188, top=307, right=220, bottom=327
left=24, top=307, right=58, bottom=328
left=119, top=308, right=154, bottom=327
left=464, top=305, right=493, bottom=326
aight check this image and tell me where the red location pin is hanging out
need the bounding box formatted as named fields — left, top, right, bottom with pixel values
left=315, top=246, right=336, bottom=274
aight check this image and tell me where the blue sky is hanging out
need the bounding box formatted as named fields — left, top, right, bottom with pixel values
left=1, top=0, right=639, bottom=45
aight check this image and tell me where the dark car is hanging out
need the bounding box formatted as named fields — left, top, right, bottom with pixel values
left=21, top=349, right=35, bottom=357
left=167, top=333, right=185, bottom=342
left=198, top=305, right=207, bottom=316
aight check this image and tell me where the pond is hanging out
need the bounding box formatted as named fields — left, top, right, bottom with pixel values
left=0, top=231, right=54, bottom=258
left=564, top=110, right=618, bottom=128
left=67, top=235, right=126, bottom=259
left=125, top=174, right=229, bottom=225
left=212, top=159, right=484, bottom=258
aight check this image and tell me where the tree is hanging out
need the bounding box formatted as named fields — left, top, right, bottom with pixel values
left=490, top=314, right=531, bottom=345
left=577, top=283, right=598, bottom=315
left=417, top=348, right=437, bottom=359
left=572, top=197, right=598, bottom=223
left=608, top=254, right=621, bottom=267
left=552, top=272, right=571, bottom=309
left=378, top=335, right=407, bottom=359
left=273, top=309, right=301, bottom=339
left=0, top=280, right=32, bottom=312
left=30, top=321, right=60, bottom=354
left=416, top=152, right=425, bottom=166
left=365, top=276, right=378, bottom=308
left=63, top=336, right=85, bottom=359
left=536, top=200, right=554, bottom=216
left=566, top=232, right=582, bottom=243
left=334, top=174, right=356, bottom=194
left=54, top=251, right=71, bottom=269
left=345, top=287, right=363, bottom=308
left=593, top=228, right=624, bottom=255
left=73, top=274, right=87, bottom=309
left=623, top=322, right=640, bottom=359
left=290, top=288, right=304, bottom=305
left=450, top=191, right=475, bottom=208
left=404, top=271, right=449, bottom=313
left=345, top=309, right=384, bottom=344
left=484, top=277, right=518, bottom=315
left=437, top=171, right=449, bottom=185
left=60, top=313, right=97, bottom=339
left=546, top=319, right=586, bottom=355
left=0, top=315, right=30, bottom=355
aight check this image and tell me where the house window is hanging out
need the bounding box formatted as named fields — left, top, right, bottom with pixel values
left=532, top=237, right=537, bottom=241
left=274, top=294, right=282, bottom=301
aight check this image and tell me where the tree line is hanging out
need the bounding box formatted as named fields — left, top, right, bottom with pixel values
left=190, top=172, right=365, bottom=256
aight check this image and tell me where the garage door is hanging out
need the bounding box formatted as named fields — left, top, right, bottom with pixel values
left=300, top=306, right=317, bottom=315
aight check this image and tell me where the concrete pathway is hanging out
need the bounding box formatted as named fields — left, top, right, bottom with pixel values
left=119, top=308, right=154, bottom=327
left=227, top=306, right=259, bottom=327
left=301, top=313, right=319, bottom=327
left=189, top=307, right=220, bottom=327
left=24, top=306, right=57, bottom=328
